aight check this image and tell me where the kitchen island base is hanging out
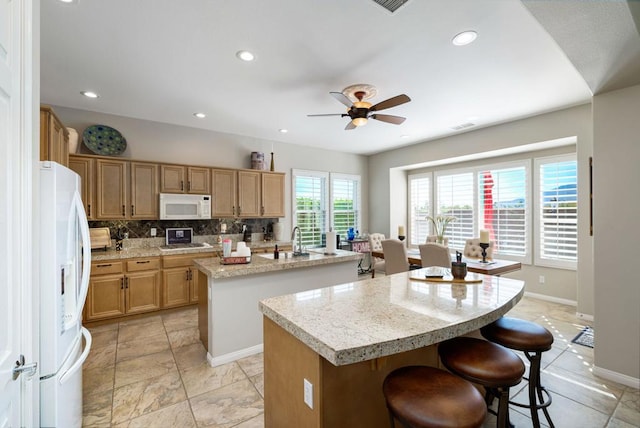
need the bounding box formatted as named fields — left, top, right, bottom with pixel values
left=264, top=317, right=439, bottom=428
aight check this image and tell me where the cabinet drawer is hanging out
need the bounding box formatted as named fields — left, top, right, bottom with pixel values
left=162, top=252, right=214, bottom=268
left=127, top=258, right=161, bottom=272
left=91, top=261, right=124, bottom=275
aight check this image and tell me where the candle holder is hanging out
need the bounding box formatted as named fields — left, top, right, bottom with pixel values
left=398, top=235, right=405, bottom=242
left=479, top=242, right=490, bottom=263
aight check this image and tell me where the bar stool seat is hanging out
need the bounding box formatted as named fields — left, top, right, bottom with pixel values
left=383, top=366, right=487, bottom=428
left=481, top=317, right=555, bottom=427
left=438, top=337, right=525, bottom=428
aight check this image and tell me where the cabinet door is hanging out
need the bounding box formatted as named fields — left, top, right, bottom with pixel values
left=237, top=170, right=261, bottom=217
left=162, top=267, right=191, bottom=308
left=188, top=167, right=210, bottom=194
left=85, top=274, right=126, bottom=321
left=130, top=162, right=159, bottom=219
left=160, top=165, right=186, bottom=193
left=39, top=107, right=69, bottom=167
left=212, top=169, right=237, bottom=217
left=126, top=271, right=161, bottom=314
left=96, top=159, right=128, bottom=219
left=262, top=172, right=285, bottom=217
left=189, top=268, right=199, bottom=303
left=68, top=155, right=95, bottom=219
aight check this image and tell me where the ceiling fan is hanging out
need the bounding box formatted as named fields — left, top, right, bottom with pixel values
left=308, top=84, right=411, bottom=130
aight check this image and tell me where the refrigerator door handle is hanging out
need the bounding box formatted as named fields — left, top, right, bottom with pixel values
left=59, top=327, right=92, bottom=385
left=73, top=191, right=92, bottom=324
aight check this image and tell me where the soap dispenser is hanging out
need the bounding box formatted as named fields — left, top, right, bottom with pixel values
left=273, top=244, right=279, bottom=259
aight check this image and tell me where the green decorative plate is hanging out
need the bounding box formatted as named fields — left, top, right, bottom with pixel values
left=83, top=124, right=126, bottom=156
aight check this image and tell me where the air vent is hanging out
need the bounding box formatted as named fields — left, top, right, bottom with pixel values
left=450, top=122, right=475, bottom=131
left=371, top=0, right=409, bottom=13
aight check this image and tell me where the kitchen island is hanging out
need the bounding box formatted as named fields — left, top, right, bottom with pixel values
left=259, top=270, right=525, bottom=428
left=193, top=249, right=363, bottom=367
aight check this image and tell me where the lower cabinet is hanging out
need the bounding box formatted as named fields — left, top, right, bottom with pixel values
left=86, top=258, right=161, bottom=321
left=162, top=252, right=214, bottom=308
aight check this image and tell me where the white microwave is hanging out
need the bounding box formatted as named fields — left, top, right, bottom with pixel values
left=159, top=193, right=211, bottom=220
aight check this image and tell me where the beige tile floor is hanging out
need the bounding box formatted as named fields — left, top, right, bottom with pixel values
left=82, top=287, right=639, bottom=427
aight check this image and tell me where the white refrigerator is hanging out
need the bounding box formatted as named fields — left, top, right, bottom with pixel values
left=39, top=161, right=93, bottom=428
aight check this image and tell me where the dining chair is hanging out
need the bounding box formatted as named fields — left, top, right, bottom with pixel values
left=381, top=239, right=410, bottom=275
left=368, top=233, right=386, bottom=278
left=463, top=238, right=495, bottom=260
left=426, top=235, right=449, bottom=247
left=418, top=243, right=451, bottom=268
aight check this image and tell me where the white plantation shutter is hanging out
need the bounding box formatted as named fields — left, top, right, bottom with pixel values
left=331, top=174, right=361, bottom=238
left=435, top=171, right=475, bottom=249
left=535, top=156, right=578, bottom=268
left=409, top=174, right=431, bottom=246
left=479, top=165, right=529, bottom=260
left=292, top=170, right=328, bottom=248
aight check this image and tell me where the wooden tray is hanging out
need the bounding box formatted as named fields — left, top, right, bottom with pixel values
left=409, top=276, right=483, bottom=284
left=220, top=256, right=251, bottom=265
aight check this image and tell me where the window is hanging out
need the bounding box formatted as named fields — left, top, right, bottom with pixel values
left=535, top=155, right=577, bottom=269
left=435, top=171, right=475, bottom=249
left=292, top=170, right=328, bottom=248
left=331, top=174, right=361, bottom=240
left=408, top=174, right=431, bottom=246
left=421, top=161, right=530, bottom=262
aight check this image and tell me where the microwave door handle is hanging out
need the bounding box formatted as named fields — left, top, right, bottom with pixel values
left=72, top=191, right=92, bottom=324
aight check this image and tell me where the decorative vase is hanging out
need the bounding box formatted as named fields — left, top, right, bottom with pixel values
left=436, top=235, right=445, bottom=245
left=270, top=152, right=275, bottom=171
left=451, top=261, right=467, bottom=280
left=67, top=127, right=79, bottom=153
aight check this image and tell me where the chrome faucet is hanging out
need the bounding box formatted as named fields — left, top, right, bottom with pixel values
left=291, top=226, right=308, bottom=256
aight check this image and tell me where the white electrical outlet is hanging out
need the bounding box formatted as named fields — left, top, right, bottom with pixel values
left=303, top=378, right=313, bottom=409
left=539, top=275, right=545, bottom=284
left=150, top=228, right=157, bottom=237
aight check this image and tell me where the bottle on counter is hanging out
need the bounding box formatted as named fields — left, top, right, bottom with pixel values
left=274, top=244, right=279, bottom=259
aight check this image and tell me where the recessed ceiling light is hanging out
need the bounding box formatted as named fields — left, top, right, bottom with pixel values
left=452, top=31, right=478, bottom=46
left=400, top=134, right=410, bottom=138
left=279, top=129, right=288, bottom=133
left=236, top=50, right=255, bottom=62
left=59, top=0, right=75, bottom=3
left=193, top=112, right=206, bottom=119
left=81, top=91, right=99, bottom=98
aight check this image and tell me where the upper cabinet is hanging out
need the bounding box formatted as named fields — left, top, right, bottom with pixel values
left=262, top=172, right=285, bottom=217
left=40, top=106, right=69, bottom=167
left=212, top=169, right=237, bottom=217
left=68, top=155, right=95, bottom=219
left=160, top=165, right=210, bottom=194
left=94, top=159, right=158, bottom=220
left=237, top=170, right=262, bottom=217
left=213, top=169, right=285, bottom=218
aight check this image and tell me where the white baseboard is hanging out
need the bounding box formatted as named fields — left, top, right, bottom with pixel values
left=593, top=366, right=640, bottom=389
left=524, top=291, right=577, bottom=307
left=576, top=312, right=594, bottom=321
left=207, top=344, right=264, bottom=368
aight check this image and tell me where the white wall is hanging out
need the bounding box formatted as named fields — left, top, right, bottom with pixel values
left=368, top=105, right=593, bottom=309
left=592, top=84, right=640, bottom=382
left=53, top=106, right=369, bottom=237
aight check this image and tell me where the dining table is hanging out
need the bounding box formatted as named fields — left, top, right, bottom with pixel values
left=370, top=249, right=521, bottom=276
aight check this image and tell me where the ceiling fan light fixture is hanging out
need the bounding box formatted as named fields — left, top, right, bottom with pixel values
left=452, top=30, right=478, bottom=46
left=353, top=101, right=372, bottom=109
left=352, top=117, right=368, bottom=127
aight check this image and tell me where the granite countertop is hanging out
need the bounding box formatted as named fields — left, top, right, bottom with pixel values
left=259, top=270, right=525, bottom=366
left=91, top=240, right=292, bottom=261
left=193, top=249, right=364, bottom=279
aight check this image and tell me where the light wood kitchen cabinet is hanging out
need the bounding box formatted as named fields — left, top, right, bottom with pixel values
left=40, top=105, right=69, bottom=167
left=96, top=159, right=128, bottom=219
left=162, top=252, right=214, bottom=308
left=262, top=172, right=286, bottom=217
left=130, top=162, right=159, bottom=219
left=212, top=168, right=237, bottom=217
left=68, top=155, right=95, bottom=219
left=237, top=170, right=286, bottom=218
left=85, top=258, right=161, bottom=321
left=160, top=164, right=210, bottom=194
left=238, top=170, right=261, bottom=217
left=95, top=159, right=158, bottom=220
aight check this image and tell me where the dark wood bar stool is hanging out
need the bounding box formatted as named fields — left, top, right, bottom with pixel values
left=383, top=366, right=487, bottom=428
left=438, top=337, right=525, bottom=428
left=481, top=317, right=555, bottom=428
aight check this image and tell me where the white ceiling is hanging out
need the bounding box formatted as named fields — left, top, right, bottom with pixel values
left=40, top=0, right=639, bottom=155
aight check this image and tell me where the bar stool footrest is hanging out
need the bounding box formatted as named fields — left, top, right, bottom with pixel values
left=508, top=385, right=553, bottom=410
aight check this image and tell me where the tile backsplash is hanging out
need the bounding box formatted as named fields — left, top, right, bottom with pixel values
left=89, top=218, right=278, bottom=240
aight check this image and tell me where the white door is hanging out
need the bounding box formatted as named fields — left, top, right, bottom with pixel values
left=0, top=0, right=37, bottom=426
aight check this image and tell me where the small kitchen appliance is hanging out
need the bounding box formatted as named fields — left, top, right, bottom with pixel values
left=159, top=193, right=211, bottom=220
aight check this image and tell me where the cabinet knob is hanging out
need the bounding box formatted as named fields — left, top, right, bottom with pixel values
left=87, top=204, right=91, bottom=217
left=122, top=205, right=125, bottom=216
left=181, top=180, right=184, bottom=191
left=131, top=205, right=135, bottom=216
left=120, top=277, right=124, bottom=289
left=96, top=263, right=112, bottom=268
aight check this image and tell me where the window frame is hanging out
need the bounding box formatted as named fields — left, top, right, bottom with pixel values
left=408, top=172, right=433, bottom=247
left=291, top=169, right=328, bottom=249
left=330, top=172, right=362, bottom=240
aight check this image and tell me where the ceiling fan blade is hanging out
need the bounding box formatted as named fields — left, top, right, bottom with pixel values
left=369, top=94, right=411, bottom=112
left=330, top=92, right=354, bottom=108
left=307, top=113, right=344, bottom=117
left=345, top=121, right=356, bottom=130
left=370, top=114, right=406, bottom=125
